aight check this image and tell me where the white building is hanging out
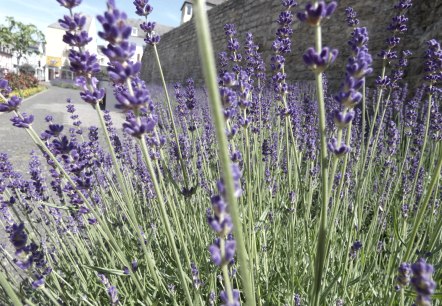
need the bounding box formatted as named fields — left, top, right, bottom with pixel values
left=0, top=43, right=45, bottom=80
left=44, top=15, right=98, bottom=81
left=180, top=0, right=227, bottom=24
left=0, top=44, right=13, bottom=78
left=24, top=43, right=45, bottom=81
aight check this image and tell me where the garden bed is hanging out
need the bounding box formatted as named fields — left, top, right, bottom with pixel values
left=0, top=85, right=46, bottom=102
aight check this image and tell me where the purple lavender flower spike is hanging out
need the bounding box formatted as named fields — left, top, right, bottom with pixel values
left=224, top=24, right=236, bottom=36
left=297, top=1, right=337, bottom=26
left=335, top=88, right=362, bottom=109
left=133, top=0, right=153, bottom=17
left=345, top=7, right=359, bottom=27
left=0, top=79, right=9, bottom=90
left=282, top=0, right=297, bottom=8
left=0, top=79, right=12, bottom=97
left=108, top=61, right=141, bottom=83
left=123, top=115, right=157, bottom=138
left=396, top=263, right=411, bottom=290
left=222, top=72, right=237, bottom=87
left=98, top=2, right=132, bottom=45
left=328, top=138, right=350, bottom=157
left=333, top=110, right=355, bottom=129
left=140, top=21, right=155, bottom=33
left=144, top=31, right=161, bottom=45
left=62, top=31, right=92, bottom=48
left=209, top=238, right=236, bottom=267
left=31, top=276, right=45, bottom=289
left=80, top=88, right=105, bottom=105
left=349, top=240, right=362, bottom=259
left=376, top=76, right=391, bottom=88
left=0, top=96, right=22, bottom=113
left=190, top=262, right=202, bottom=289
left=303, top=47, right=338, bottom=72
left=11, top=113, right=34, bottom=128
left=115, top=83, right=152, bottom=111
left=140, top=21, right=160, bottom=45
left=388, top=15, right=409, bottom=34
left=423, top=39, right=442, bottom=93
left=68, top=50, right=101, bottom=76
left=45, top=124, right=64, bottom=137
left=394, top=0, right=412, bottom=9
left=334, top=20, right=372, bottom=111
left=56, top=0, right=82, bottom=9
left=102, top=42, right=136, bottom=63
left=9, top=223, right=28, bottom=252
left=220, top=289, right=240, bottom=306
left=58, top=13, right=87, bottom=31
left=224, top=239, right=236, bottom=263
left=411, top=258, right=436, bottom=305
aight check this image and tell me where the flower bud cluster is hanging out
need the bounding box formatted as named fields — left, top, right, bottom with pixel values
left=271, top=0, right=297, bottom=95
left=224, top=24, right=241, bottom=67
left=298, top=2, right=338, bottom=74
left=423, top=39, right=442, bottom=94
left=207, top=164, right=242, bottom=304
left=141, top=21, right=160, bottom=45
left=397, top=258, right=436, bottom=305
left=244, top=33, right=265, bottom=85
left=7, top=222, right=51, bottom=289
left=345, top=7, right=359, bottom=27
left=328, top=7, right=372, bottom=158
left=58, top=1, right=103, bottom=105
left=0, top=93, right=21, bottom=113
left=133, top=0, right=153, bottom=17
left=297, top=1, right=337, bottom=26
left=98, top=1, right=140, bottom=84
left=0, top=79, right=12, bottom=98
left=378, top=0, right=412, bottom=64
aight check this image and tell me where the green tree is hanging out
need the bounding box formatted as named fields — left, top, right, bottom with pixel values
left=0, top=17, right=46, bottom=69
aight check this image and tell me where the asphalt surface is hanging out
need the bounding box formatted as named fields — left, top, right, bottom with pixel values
left=0, top=85, right=126, bottom=173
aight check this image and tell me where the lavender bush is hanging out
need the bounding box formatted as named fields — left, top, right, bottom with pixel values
left=0, top=0, right=441, bottom=305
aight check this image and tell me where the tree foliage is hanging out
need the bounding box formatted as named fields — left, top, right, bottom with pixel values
left=0, top=17, right=46, bottom=66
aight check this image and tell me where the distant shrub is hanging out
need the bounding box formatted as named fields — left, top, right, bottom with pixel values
left=4, top=72, right=39, bottom=90
left=19, top=64, right=36, bottom=75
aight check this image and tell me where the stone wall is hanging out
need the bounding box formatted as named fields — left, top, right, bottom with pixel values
left=141, top=0, right=442, bottom=89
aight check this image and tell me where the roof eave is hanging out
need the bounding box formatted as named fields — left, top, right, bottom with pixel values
left=180, top=0, right=192, bottom=11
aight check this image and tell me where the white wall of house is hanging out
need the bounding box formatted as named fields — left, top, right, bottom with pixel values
left=0, top=49, right=14, bottom=77
left=181, top=1, right=219, bottom=24
left=44, top=26, right=69, bottom=81
left=44, top=16, right=98, bottom=81
left=181, top=3, right=193, bottom=24
left=128, top=32, right=145, bottom=63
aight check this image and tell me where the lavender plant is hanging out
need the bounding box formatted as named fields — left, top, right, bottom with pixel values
left=0, top=0, right=441, bottom=305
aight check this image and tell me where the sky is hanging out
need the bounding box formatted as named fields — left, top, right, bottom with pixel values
left=0, top=0, right=183, bottom=34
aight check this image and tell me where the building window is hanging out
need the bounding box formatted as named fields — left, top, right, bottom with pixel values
left=187, top=4, right=192, bottom=15
left=132, top=27, right=138, bottom=36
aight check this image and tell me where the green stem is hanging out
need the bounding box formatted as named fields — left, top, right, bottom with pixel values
left=404, top=144, right=442, bottom=261
left=153, top=44, right=190, bottom=189
left=0, top=269, right=22, bottom=306
left=311, top=23, right=329, bottom=306
left=139, top=137, right=193, bottom=305
left=408, top=93, right=433, bottom=202
left=193, top=1, right=255, bottom=305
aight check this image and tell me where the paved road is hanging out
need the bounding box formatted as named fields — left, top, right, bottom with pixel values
left=0, top=85, right=126, bottom=173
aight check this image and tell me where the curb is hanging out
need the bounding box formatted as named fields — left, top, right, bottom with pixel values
left=0, top=87, right=49, bottom=117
